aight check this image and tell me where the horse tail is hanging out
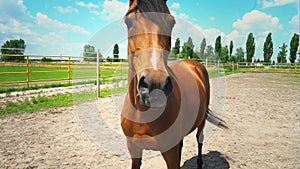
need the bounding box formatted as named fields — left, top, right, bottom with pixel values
left=206, top=109, right=228, bottom=129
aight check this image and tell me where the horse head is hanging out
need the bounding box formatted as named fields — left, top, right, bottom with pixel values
left=125, top=0, right=176, bottom=108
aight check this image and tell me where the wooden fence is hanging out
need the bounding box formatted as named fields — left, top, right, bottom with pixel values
left=0, top=55, right=298, bottom=89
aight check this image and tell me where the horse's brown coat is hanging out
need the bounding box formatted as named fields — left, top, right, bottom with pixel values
left=121, top=1, right=210, bottom=168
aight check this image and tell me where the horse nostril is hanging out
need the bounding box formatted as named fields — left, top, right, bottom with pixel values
left=139, top=76, right=148, bottom=87
left=164, top=76, right=173, bottom=95
left=138, top=76, right=149, bottom=91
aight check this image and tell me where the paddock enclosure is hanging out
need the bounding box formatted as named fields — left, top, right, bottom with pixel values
left=0, top=73, right=298, bottom=168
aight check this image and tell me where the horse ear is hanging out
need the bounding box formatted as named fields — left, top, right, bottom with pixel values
left=129, top=0, right=134, bottom=5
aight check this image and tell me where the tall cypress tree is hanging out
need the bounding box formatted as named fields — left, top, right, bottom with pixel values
left=200, top=38, right=206, bottom=58
left=171, top=38, right=180, bottom=56
left=289, top=33, right=299, bottom=63
left=246, top=33, right=255, bottom=62
left=229, top=40, right=234, bottom=57
left=214, top=36, right=221, bottom=61
left=113, top=43, right=119, bottom=62
left=263, top=33, right=273, bottom=63
left=277, top=43, right=288, bottom=63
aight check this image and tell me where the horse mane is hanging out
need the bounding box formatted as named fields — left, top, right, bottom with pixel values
left=125, top=0, right=174, bottom=35
left=136, top=0, right=168, bottom=13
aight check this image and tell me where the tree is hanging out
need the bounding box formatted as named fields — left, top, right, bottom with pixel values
left=199, top=38, right=206, bottom=58
left=83, top=44, right=98, bottom=62
left=289, top=33, right=299, bottom=63
left=113, top=43, right=119, bottom=62
left=41, top=57, right=53, bottom=62
left=236, top=47, right=245, bottom=62
left=263, top=33, right=273, bottom=63
left=214, top=36, right=222, bottom=61
left=220, top=45, right=229, bottom=62
left=229, top=40, right=234, bottom=57
left=181, top=37, right=195, bottom=59
left=246, top=33, right=255, bottom=62
left=205, top=45, right=214, bottom=61
left=171, top=38, right=180, bottom=56
left=277, top=43, right=288, bottom=63
left=1, top=39, right=26, bottom=62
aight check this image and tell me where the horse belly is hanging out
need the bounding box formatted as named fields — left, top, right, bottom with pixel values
left=132, top=134, right=160, bottom=150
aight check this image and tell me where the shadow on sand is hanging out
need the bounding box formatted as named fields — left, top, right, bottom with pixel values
left=181, top=151, right=230, bottom=169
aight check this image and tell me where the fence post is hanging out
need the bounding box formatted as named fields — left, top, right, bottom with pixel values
left=295, top=63, right=297, bottom=73
left=120, top=58, right=123, bottom=82
left=96, top=49, right=101, bottom=98
left=205, top=58, right=208, bottom=68
left=68, top=56, right=71, bottom=83
left=26, top=55, right=30, bottom=88
left=217, top=59, right=220, bottom=74
left=232, top=61, right=234, bottom=73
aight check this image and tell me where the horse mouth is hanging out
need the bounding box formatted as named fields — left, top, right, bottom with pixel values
left=139, top=89, right=167, bottom=108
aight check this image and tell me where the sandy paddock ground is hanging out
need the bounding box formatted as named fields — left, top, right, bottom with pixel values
left=0, top=73, right=298, bottom=169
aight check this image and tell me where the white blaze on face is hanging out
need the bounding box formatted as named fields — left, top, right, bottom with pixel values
left=151, top=49, right=158, bottom=70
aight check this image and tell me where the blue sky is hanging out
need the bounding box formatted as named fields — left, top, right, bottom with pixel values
left=0, top=0, right=299, bottom=61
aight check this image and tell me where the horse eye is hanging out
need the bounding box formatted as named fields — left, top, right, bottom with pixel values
left=125, top=17, right=133, bottom=29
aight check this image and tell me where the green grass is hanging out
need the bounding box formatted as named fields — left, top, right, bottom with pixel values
left=0, top=93, right=74, bottom=114
left=0, top=87, right=128, bottom=115
left=0, top=65, right=127, bottom=83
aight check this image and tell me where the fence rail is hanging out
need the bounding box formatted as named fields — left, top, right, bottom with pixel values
left=0, top=54, right=299, bottom=89
left=0, top=54, right=128, bottom=88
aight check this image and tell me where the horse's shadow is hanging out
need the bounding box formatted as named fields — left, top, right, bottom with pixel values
left=181, top=151, right=230, bottom=169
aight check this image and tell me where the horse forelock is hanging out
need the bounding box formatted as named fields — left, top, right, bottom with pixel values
left=125, top=0, right=175, bottom=28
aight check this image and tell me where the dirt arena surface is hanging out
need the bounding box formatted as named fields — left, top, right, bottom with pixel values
left=0, top=73, right=299, bottom=169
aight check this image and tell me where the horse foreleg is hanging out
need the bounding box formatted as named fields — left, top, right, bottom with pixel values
left=196, top=129, right=204, bottom=169
left=161, top=144, right=181, bottom=169
left=131, top=158, right=142, bottom=169
left=126, top=139, right=143, bottom=169
left=178, top=139, right=183, bottom=165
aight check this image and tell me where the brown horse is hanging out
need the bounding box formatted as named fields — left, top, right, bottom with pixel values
left=121, top=0, right=222, bottom=168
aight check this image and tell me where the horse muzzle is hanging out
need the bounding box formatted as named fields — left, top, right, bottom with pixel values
left=137, top=72, right=173, bottom=107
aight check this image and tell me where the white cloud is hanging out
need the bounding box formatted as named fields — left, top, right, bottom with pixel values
left=227, top=10, right=284, bottom=59
left=233, top=10, right=283, bottom=34
left=262, top=0, right=297, bottom=8
left=171, top=2, right=180, bottom=9
left=90, top=10, right=100, bottom=15
left=227, top=30, right=240, bottom=42
left=178, top=13, right=189, bottom=20
left=0, top=0, right=35, bottom=45
left=171, top=17, right=226, bottom=49
left=0, top=0, right=33, bottom=23
left=170, top=10, right=190, bottom=20
left=289, top=14, right=299, bottom=26
left=210, top=17, right=215, bottom=21
left=99, top=0, right=128, bottom=20
left=0, top=0, right=90, bottom=55
left=54, top=6, right=79, bottom=14
left=36, top=12, right=90, bottom=35
left=76, top=1, right=99, bottom=9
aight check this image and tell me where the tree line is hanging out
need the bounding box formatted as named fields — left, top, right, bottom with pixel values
left=171, top=33, right=300, bottom=63
left=1, top=32, right=299, bottom=63
left=0, top=39, right=121, bottom=62
left=82, top=44, right=120, bottom=62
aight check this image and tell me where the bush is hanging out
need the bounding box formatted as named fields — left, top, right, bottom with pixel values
left=41, top=57, right=53, bottom=62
